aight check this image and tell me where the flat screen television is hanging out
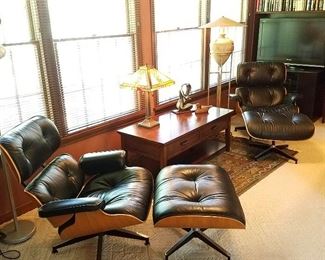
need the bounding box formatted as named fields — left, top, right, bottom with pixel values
left=257, top=17, right=325, bottom=68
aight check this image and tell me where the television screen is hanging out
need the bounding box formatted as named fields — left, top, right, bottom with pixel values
left=257, top=18, right=325, bottom=68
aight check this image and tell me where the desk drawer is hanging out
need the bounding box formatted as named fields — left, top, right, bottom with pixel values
left=121, top=136, right=161, bottom=159
left=200, top=120, right=227, bottom=139
left=166, top=131, right=201, bottom=158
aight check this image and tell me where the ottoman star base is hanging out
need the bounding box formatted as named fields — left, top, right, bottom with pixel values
left=153, top=164, right=246, bottom=259
left=165, top=228, right=231, bottom=260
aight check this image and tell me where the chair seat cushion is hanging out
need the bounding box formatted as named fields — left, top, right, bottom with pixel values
left=80, top=166, right=153, bottom=221
left=153, top=164, right=245, bottom=229
left=243, top=110, right=315, bottom=140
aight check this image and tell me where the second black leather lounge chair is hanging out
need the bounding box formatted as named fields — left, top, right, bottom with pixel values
left=231, top=61, right=315, bottom=163
left=0, top=115, right=153, bottom=260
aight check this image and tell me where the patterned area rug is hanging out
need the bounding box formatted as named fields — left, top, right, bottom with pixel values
left=207, top=136, right=297, bottom=195
left=1, top=136, right=297, bottom=260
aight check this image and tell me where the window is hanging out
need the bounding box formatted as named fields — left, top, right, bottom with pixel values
left=154, top=0, right=205, bottom=103
left=208, top=0, right=248, bottom=85
left=47, top=0, right=139, bottom=132
left=153, top=0, right=247, bottom=105
left=0, top=0, right=47, bottom=134
left=0, top=0, right=139, bottom=135
left=0, top=1, right=248, bottom=137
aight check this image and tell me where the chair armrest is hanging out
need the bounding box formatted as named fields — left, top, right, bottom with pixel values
left=39, top=197, right=104, bottom=218
left=284, top=93, right=303, bottom=105
left=79, top=150, right=126, bottom=175
left=229, top=93, right=242, bottom=103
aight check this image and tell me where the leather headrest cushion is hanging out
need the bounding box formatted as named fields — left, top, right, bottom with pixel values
left=79, top=150, right=126, bottom=175
left=0, top=115, right=60, bottom=183
left=237, top=62, right=286, bottom=87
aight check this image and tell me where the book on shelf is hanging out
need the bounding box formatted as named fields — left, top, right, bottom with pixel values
left=256, top=0, right=325, bottom=11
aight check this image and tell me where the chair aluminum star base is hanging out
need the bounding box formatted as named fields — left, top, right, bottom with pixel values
left=52, top=228, right=149, bottom=260
left=249, top=140, right=297, bottom=164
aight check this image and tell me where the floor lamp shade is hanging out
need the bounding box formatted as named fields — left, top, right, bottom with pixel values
left=201, top=16, right=242, bottom=66
left=120, top=65, right=175, bottom=128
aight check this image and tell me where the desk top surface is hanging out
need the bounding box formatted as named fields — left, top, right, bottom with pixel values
left=117, top=107, right=234, bottom=144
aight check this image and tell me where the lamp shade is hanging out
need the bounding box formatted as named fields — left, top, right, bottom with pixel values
left=120, top=65, right=175, bottom=92
left=200, top=16, right=243, bottom=29
left=201, top=16, right=243, bottom=66
left=120, top=65, right=174, bottom=128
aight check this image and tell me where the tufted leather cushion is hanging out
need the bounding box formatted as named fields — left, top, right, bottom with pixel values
left=0, top=115, right=60, bottom=183
left=236, top=62, right=288, bottom=109
left=80, top=166, right=153, bottom=221
left=25, top=154, right=84, bottom=204
left=235, top=86, right=287, bottom=109
left=237, top=61, right=286, bottom=87
left=243, top=111, right=315, bottom=141
left=26, top=151, right=153, bottom=221
left=79, top=150, right=126, bottom=175
left=153, top=164, right=245, bottom=228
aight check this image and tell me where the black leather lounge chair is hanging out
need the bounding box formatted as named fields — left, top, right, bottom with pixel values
left=0, top=115, right=153, bottom=260
left=231, top=61, right=315, bottom=163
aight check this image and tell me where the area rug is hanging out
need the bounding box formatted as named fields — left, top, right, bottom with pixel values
left=206, top=136, right=298, bottom=195
left=1, top=136, right=297, bottom=260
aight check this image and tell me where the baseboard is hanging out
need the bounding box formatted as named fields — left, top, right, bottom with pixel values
left=0, top=201, right=35, bottom=225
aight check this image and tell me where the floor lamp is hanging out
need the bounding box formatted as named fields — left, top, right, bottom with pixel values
left=201, top=16, right=243, bottom=107
left=0, top=42, right=36, bottom=244
left=0, top=133, right=36, bottom=244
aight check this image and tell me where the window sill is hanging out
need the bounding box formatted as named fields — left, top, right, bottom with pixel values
left=61, top=111, right=145, bottom=146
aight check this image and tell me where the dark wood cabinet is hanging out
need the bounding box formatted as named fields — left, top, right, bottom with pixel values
left=286, top=67, right=325, bottom=120
left=245, top=0, right=325, bottom=62
left=244, top=1, right=325, bottom=120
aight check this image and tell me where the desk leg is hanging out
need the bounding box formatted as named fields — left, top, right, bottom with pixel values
left=225, top=120, right=231, bottom=152
left=160, top=148, right=167, bottom=169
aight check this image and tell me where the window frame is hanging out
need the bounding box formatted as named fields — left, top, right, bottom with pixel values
left=152, top=0, right=209, bottom=106
left=33, top=0, right=144, bottom=139
left=0, top=0, right=248, bottom=144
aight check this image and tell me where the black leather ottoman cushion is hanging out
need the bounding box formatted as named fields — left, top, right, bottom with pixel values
left=243, top=110, right=315, bottom=141
left=153, top=164, right=245, bottom=229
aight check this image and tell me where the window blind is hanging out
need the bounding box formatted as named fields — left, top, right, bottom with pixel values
left=153, top=0, right=204, bottom=104
left=0, top=0, right=47, bottom=134
left=47, top=0, right=139, bottom=133
left=208, top=0, right=248, bottom=86
left=0, top=0, right=140, bottom=136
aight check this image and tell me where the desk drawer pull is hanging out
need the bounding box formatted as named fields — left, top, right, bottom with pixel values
left=180, top=140, right=189, bottom=146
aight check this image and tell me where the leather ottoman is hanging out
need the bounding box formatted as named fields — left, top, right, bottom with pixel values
left=153, top=164, right=245, bottom=260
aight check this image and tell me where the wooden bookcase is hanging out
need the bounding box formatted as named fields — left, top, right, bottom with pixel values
left=244, top=0, right=325, bottom=120
left=245, top=0, right=325, bottom=62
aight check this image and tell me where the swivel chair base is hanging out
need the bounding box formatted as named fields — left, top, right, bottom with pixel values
left=249, top=140, right=297, bottom=164
left=164, top=228, right=230, bottom=260
left=52, top=228, right=149, bottom=260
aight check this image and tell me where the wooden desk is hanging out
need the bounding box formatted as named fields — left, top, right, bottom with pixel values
left=117, top=107, right=235, bottom=173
